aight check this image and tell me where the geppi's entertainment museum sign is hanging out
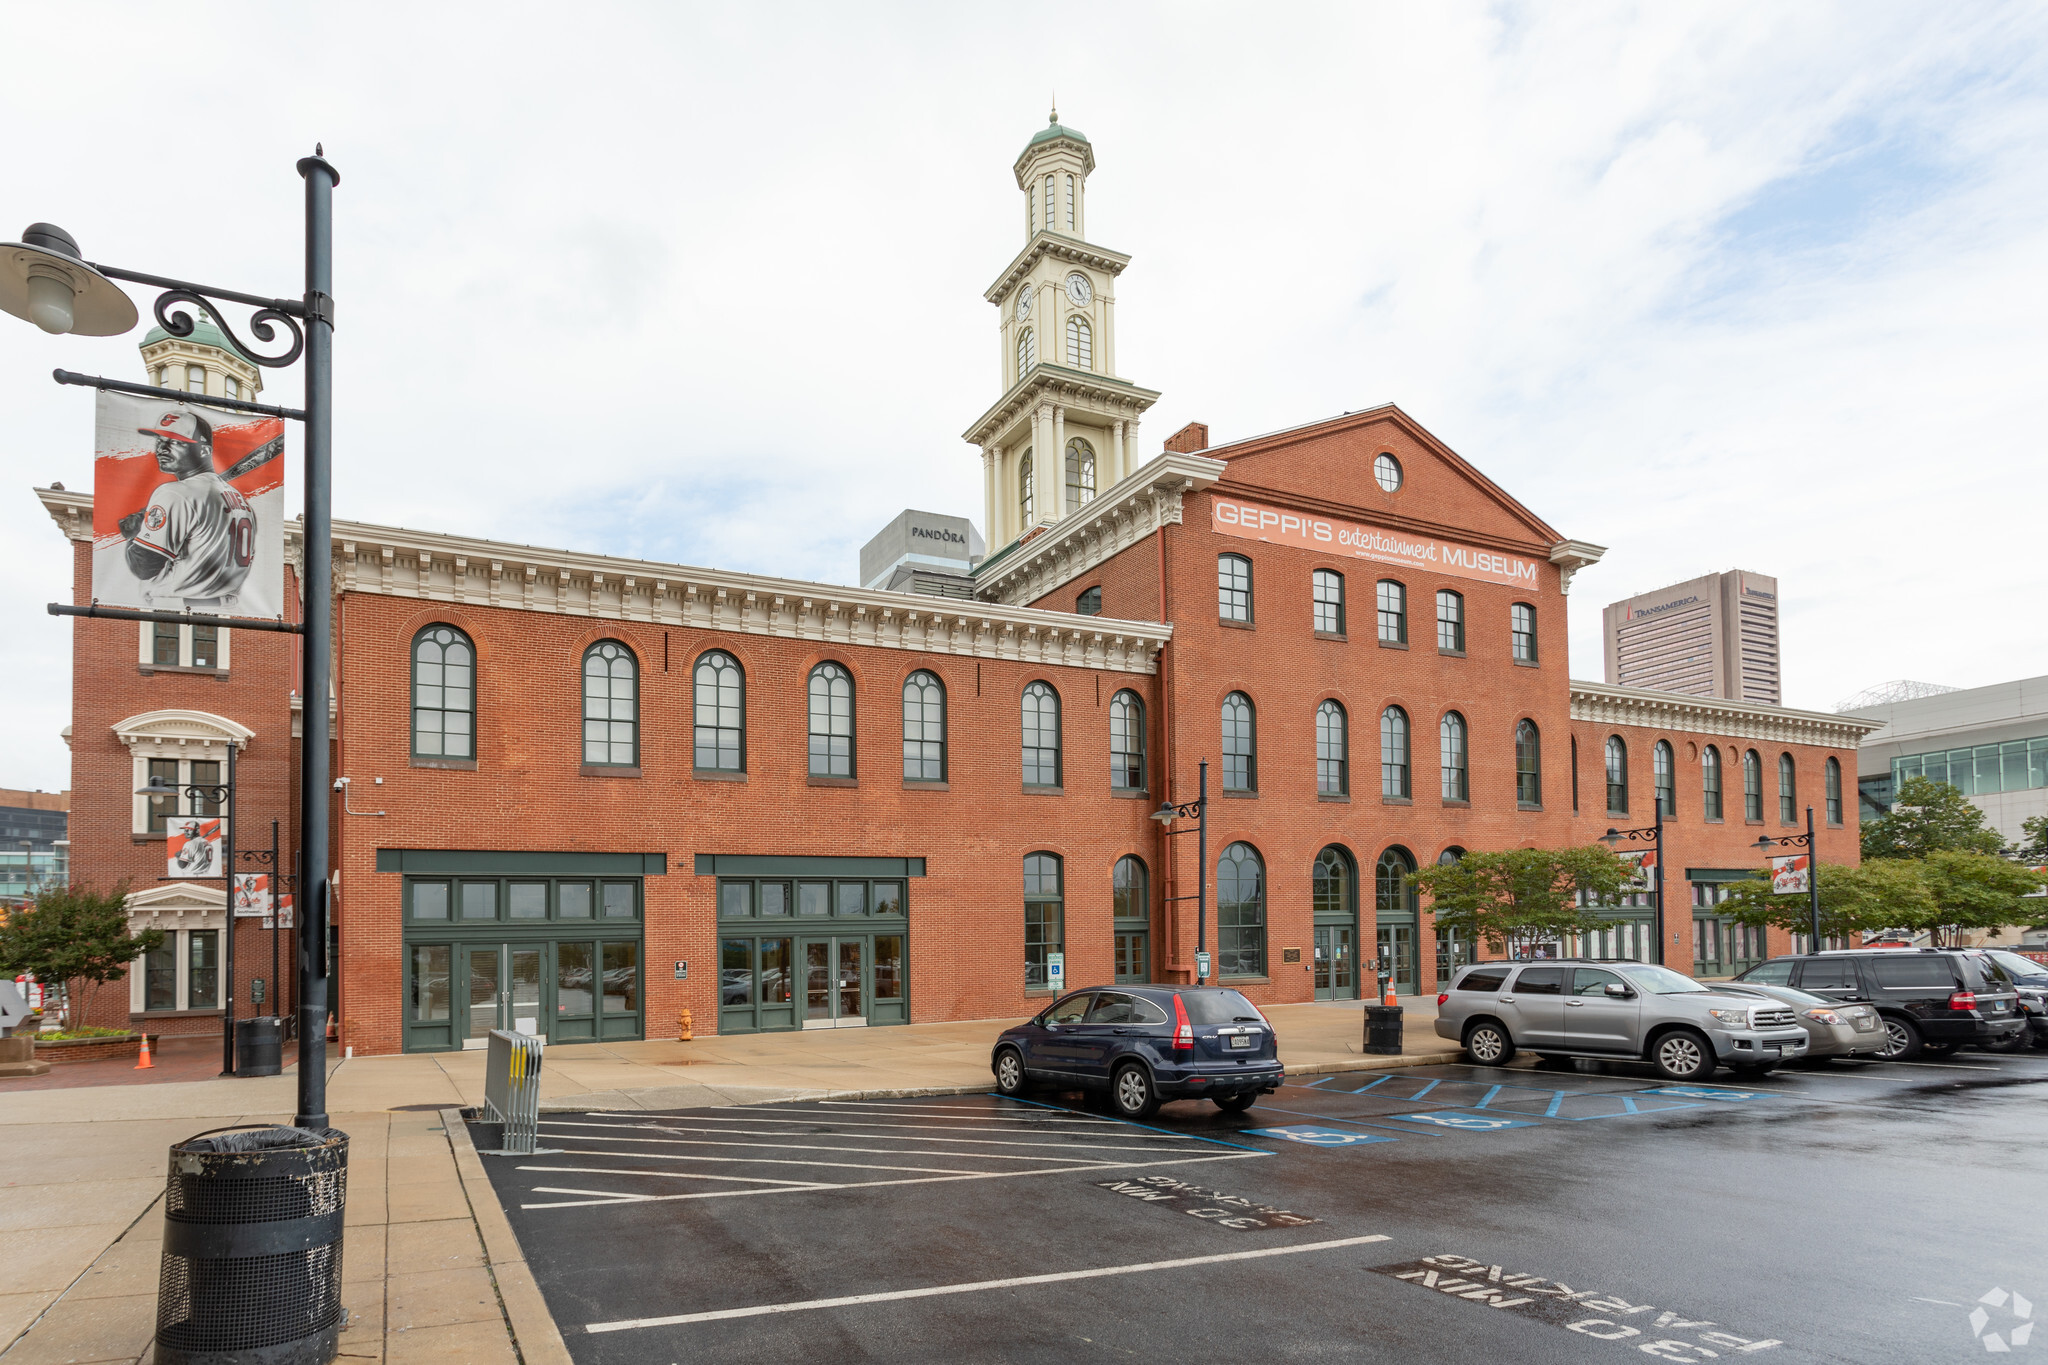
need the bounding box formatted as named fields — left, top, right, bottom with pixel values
left=1211, top=497, right=1544, bottom=590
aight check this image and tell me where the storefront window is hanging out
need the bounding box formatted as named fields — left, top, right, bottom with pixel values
left=602, top=942, right=639, bottom=1013
left=413, top=945, right=451, bottom=1021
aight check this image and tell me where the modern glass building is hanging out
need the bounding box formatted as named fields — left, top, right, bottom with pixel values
left=1846, top=676, right=2048, bottom=846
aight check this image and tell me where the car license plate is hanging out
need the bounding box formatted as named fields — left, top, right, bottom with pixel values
left=1228, top=1034, right=1253, bottom=1050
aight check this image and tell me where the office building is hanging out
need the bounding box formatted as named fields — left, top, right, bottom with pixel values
left=1603, top=570, right=1781, bottom=704
left=1845, top=675, right=2048, bottom=845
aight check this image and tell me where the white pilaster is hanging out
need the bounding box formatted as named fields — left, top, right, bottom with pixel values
left=1052, top=405, right=1068, bottom=517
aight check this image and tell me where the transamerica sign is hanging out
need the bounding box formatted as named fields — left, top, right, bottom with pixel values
left=1211, top=497, right=1544, bottom=590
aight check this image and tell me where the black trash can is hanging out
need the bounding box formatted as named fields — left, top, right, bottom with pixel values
left=155, top=1124, right=348, bottom=1365
left=1364, top=1004, right=1404, bottom=1055
left=235, top=1018, right=284, bottom=1077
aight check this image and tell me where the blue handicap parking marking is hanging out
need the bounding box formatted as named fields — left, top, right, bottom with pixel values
left=1480, top=1088, right=1702, bottom=1121
left=1642, top=1086, right=1768, bottom=1102
left=1244, top=1125, right=1398, bottom=1147
left=1388, top=1110, right=1539, bottom=1131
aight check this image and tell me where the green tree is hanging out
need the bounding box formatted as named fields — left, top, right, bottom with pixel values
left=1412, top=846, right=1634, bottom=958
left=1861, top=775, right=2005, bottom=860
left=0, top=883, right=158, bottom=1027
left=2013, top=814, right=2048, bottom=865
left=1910, top=851, right=2047, bottom=947
left=1719, top=860, right=1935, bottom=941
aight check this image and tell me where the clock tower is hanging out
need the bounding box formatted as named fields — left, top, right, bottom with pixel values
left=963, top=109, right=1160, bottom=550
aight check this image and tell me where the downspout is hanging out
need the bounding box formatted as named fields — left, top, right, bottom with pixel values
left=1156, top=520, right=1180, bottom=980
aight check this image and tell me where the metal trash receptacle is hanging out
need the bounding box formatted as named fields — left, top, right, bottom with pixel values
left=155, top=1124, right=348, bottom=1365
left=235, top=1018, right=284, bottom=1077
left=1364, top=1004, right=1404, bottom=1055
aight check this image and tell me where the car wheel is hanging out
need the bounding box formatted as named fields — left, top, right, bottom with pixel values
left=993, top=1047, right=1029, bottom=1097
left=1651, top=1029, right=1717, bottom=1082
left=1464, top=1021, right=1516, bottom=1066
left=1112, top=1063, right=1161, bottom=1120
left=1877, top=1016, right=1922, bottom=1060
left=1213, top=1093, right=1256, bottom=1113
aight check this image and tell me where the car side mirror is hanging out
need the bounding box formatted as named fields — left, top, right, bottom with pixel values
left=1604, top=983, right=1634, bottom=998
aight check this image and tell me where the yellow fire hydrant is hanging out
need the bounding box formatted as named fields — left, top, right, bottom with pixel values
left=677, top=1008, right=694, bottom=1042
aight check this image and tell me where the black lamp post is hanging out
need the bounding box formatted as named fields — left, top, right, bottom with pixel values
left=138, top=740, right=239, bottom=1075
left=1151, top=759, right=1210, bottom=983
left=1601, top=802, right=1667, bottom=967
left=1755, top=806, right=1824, bottom=953
left=4, top=149, right=339, bottom=1128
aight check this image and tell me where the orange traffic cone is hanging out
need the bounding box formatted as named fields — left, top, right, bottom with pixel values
left=134, top=1035, right=155, bottom=1070
left=1382, top=982, right=1399, bottom=1008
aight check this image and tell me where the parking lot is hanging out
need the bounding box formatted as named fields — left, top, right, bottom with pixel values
left=477, top=1048, right=2048, bottom=1364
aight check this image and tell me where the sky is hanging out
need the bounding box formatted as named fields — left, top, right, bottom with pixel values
left=3, top=2, right=2045, bottom=793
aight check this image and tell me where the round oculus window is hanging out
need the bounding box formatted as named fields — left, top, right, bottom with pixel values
left=1374, top=452, right=1403, bottom=492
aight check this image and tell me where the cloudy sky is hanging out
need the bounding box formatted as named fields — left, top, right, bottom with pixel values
left=4, top=2, right=2045, bottom=792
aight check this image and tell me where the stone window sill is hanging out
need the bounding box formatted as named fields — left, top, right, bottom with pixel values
left=1221, top=976, right=1271, bottom=985
left=131, top=1009, right=224, bottom=1021
left=412, top=757, right=478, bottom=771
left=1745, top=818, right=1764, bottom=827
left=903, top=780, right=951, bottom=792
left=1518, top=802, right=1543, bottom=812
left=695, top=769, right=748, bottom=782
left=1378, top=638, right=1409, bottom=650
left=139, top=664, right=227, bottom=678
left=1439, top=648, right=1466, bottom=659
left=1514, top=658, right=1540, bottom=668
left=807, top=775, right=858, bottom=788
left=582, top=764, right=641, bottom=778
left=1112, top=788, right=1150, bottom=799
left=1705, top=816, right=1724, bottom=825
left=1024, top=784, right=1065, bottom=796
left=1314, top=630, right=1347, bottom=643
left=1219, top=618, right=1256, bottom=631
left=1318, top=793, right=1350, bottom=803
left=1222, top=789, right=1259, bottom=799
left=1442, top=798, right=1470, bottom=809
left=1382, top=794, right=1412, bottom=806
left=131, top=833, right=167, bottom=844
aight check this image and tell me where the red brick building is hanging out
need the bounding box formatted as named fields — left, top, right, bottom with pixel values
left=31, top=114, right=1879, bottom=1054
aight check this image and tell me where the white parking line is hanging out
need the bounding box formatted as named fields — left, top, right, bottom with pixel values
left=537, top=1135, right=1162, bottom=1165
left=538, top=1121, right=1210, bottom=1155
left=545, top=1146, right=1083, bottom=1176
left=757, top=1102, right=1122, bottom=1125
left=583, top=1232, right=1390, bottom=1332
left=518, top=1165, right=828, bottom=1188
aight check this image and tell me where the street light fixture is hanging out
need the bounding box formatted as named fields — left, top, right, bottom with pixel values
left=1600, top=802, right=1667, bottom=967
left=1755, top=806, right=1825, bottom=954
left=11, top=148, right=340, bottom=1129
left=1151, top=759, right=1211, bottom=983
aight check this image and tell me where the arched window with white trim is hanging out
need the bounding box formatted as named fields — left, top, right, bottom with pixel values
left=1066, top=315, right=1093, bottom=370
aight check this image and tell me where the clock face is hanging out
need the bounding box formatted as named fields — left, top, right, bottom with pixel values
left=1065, top=272, right=1092, bottom=306
left=1015, top=285, right=1031, bottom=320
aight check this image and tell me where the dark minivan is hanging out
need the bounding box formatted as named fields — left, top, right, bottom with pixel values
left=1733, top=949, right=2023, bottom=1059
left=991, top=985, right=1282, bottom=1120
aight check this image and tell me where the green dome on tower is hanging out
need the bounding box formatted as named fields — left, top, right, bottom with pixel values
left=141, top=312, right=235, bottom=355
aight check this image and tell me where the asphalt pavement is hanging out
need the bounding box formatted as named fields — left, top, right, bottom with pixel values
left=472, top=1047, right=2048, bottom=1364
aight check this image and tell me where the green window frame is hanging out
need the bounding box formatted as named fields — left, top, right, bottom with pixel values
left=1024, top=852, right=1063, bottom=990
left=809, top=662, right=855, bottom=778
left=694, top=650, right=745, bottom=773
left=1217, top=842, right=1266, bottom=978
left=583, top=640, right=639, bottom=767
left=412, top=624, right=476, bottom=760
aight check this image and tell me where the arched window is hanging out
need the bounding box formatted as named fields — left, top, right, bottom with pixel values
left=1023, top=852, right=1063, bottom=990
left=693, top=650, right=743, bottom=771
left=1022, top=681, right=1061, bottom=787
left=1110, top=690, right=1146, bottom=791
left=1222, top=692, right=1257, bottom=793
left=1605, top=736, right=1629, bottom=814
left=1376, top=580, right=1407, bottom=644
left=1779, top=753, right=1797, bottom=823
left=1380, top=705, right=1410, bottom=798
left=1064, top=438, right=1096, bottom=509
left=1218, top=554, right=1252, bottom=622
left=1743, top=749, right=1763, bottom=821
left=1313, top=846, right=1353, bottom=918
left=1217, top=843, right=1266, bottom=978
left=1017, top=327, right=1036, bottom=375
left=1375, top=847, right=1418, bottom=917
left=1654, top=740, right=1675, bottom=817
left=1511, top=603, right=1537, bottom=661
left=582, top=640, right=637, bottom=767
left=1076, top=586, right=1102, bottom=616
left=1316, top=699, right=1348, bottom=796
left=1018, top=449, right=1035, bottom=524
left=1516, top=720, right=1541, bottom=806
left=902, top=670, right=945, bottom=782
left=411, top=624, right=474, bottom=760
left=808, top=663, right=854, bottom=778
left=1113, top=855, right=1147, bottom=920
left=1066, top=315, right=1093, bottom=370
left=1703, top=745, right=1723, bottom=820
left=1064, top=172, right=1076, bottom=229
left=1043, top=173, right=1054, bottom=225
left=1440, top=711, right=1468, bottom=801
left=1826, top=756, right=1843, bottom=825
left=1313, top=569, right=1344, bottom=634
left=1436, top=590, right=1465, bottom=653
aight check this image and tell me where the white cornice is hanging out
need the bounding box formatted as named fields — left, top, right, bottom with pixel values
left=1569, top=680, right=1884, bottom=749
left=984, top=233, right=1132, bottom=304
left=1548, top=540, right=1607, bottom=596
left=974, top=452, right=1228, bottom=607
left=36, top=488, right=1171, bottom=674
left=962, top=365, right=1161, bottom=447
left=113, top=709, right=255, bottom=751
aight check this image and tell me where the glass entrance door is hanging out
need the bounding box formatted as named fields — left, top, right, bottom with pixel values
left=1375, top=925, right=1416, bottom=996
left=465, top=947, right=500, bottom=1047
left=1313, top=925, right=1355, bottom=1000
left=802, top=937, right=867, bottom=1028
left=462, top=944, right=549, bottom=1048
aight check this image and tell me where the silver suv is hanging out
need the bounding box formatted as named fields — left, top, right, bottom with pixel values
left=1434, top=960, right=1812, bottom=1081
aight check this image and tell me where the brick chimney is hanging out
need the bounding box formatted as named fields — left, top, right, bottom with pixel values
left=1163, top=422, right=1210, bottom=454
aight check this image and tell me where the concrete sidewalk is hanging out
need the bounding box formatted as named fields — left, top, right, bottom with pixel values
left=0, top=997, right=1451, bottom=1363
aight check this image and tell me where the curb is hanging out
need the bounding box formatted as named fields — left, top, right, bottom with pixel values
left=442, top=1106, right=574, bottom=1365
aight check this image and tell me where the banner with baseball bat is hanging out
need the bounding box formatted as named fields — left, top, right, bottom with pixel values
left=91, top=390, right=286, bottom=619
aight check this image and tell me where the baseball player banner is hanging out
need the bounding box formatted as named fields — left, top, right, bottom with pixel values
left=1619, top=849, right=1656, bottom=892
left=91, top=390, right=285, bottom=618
left=167, top=817, right=225, bottom=879
left=231, top=872, right=270, bottom=918
left=1771, top=854, right=1810, bottom=895
left=266, top=892, right=294, bottom=931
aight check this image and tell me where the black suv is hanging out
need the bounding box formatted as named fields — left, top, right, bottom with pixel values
left=1732, top=949, right=2023, bottom=1059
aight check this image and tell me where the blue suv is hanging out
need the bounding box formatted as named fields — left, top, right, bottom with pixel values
left=991, top=985, right=1283, bottom=1119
